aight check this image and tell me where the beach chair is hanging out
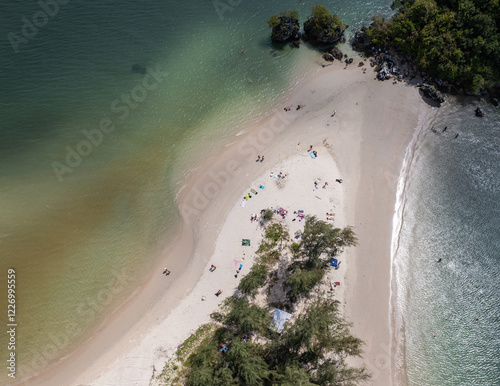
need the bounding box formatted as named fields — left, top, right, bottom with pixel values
left=242, top=239, right=251, bottom=246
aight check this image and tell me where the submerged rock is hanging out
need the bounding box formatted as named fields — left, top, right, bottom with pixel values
left=131, top=64, right=146, bottom=75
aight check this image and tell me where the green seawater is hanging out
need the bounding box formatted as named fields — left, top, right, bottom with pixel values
left=0, top=1, right=393, bottom=380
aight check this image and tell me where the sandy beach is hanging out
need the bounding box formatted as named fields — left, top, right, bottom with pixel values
left=24, top=58, right=431, bottom=386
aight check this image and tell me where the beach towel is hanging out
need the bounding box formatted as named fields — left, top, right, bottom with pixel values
left=242, top=239, right=251, bottom=246
left=310, top=152, right=317, bottom=159
left=250, top=189, right=257, bottom=195
left=259, top=185, right=264, bottom=189
left=241, top=201, right=246, bottom=207
left=238, top=264, right=243, bottom=270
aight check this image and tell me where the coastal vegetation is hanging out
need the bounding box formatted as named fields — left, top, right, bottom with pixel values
left=363, top=0, right=500, bottom=93
left=267, top=10, right=301, bottom=42
left=158, top=217, right=368, bottom=385
left=303, top=4, right=348, bottom=45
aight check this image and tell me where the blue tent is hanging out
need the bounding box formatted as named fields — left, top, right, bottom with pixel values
left=269, top=308, right=292, bottom=334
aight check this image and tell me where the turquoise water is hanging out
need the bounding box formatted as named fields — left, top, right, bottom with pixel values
left=393, top=100, right=500, bottom=385
left=0, top=0, right=394, bottom=381
left=5, top=1, right=497, bottom=384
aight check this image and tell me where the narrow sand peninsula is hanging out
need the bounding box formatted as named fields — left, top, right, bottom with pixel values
left=26, top=59, right=431, bottom=386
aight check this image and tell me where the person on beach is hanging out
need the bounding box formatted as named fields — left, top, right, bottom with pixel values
left=256, top=155, right=261, bottom=162
left=323, top=182, right=328, bottom=188
left=443, top=126, right=447, bottom=132
left=210, top=264, right=216, bottom=271
left=331, top=111, right=336, bottom=117
left=260, top=156, right=264, bottom=162
left=314, top=182, right=318, bottom=189
left=216, top=289, right=222, bottom=296
left=163, top=268, right=171, bottom=275
left=454, top=133, right=459, bottom=138
left=336, top=179, right=343, bottom=183
left=308, top=145, right=313, bottom=151
left=437, top=258, right=442, bottom=263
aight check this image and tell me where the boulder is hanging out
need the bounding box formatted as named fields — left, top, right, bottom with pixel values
left=271, top=17, right=301, bottom=42
left=490, top=97, right=499, bottom=107
left=352, top=28, right=372, bottom=52
left=330, top=47, right=343, bottom=60
left=475, top=107, right=484, bottom=117
left=322, top=53, right=335, bottom=61
left=420, top=83, right=445, bottom=104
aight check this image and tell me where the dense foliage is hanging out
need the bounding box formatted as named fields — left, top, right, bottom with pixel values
left=366, top=0, right=500, bottom=93
left=176, top=217, right=368, bottom=385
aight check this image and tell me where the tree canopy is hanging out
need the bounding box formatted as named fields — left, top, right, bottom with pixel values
left=366, top=0, right=500, bottom=93
left=161, top=217, right=368, bottom=385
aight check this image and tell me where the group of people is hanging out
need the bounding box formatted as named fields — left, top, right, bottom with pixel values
left=256, top=155, right=265, bottom=162
left=283, top=105, right=302, bottom=111
left=250, top=213, right=258, bottom=222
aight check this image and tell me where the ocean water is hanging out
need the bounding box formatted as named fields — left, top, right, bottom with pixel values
left=0, top=0, right=394, bottom=382
left=393, top=100, right=500, bottom=385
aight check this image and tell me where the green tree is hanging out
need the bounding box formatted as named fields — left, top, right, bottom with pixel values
left=238, top=263, right=269, bottom=296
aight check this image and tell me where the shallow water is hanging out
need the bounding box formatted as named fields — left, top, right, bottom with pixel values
left=0, top=0, right=395, bottom=381
left=393, top=100, right=500, bottom=385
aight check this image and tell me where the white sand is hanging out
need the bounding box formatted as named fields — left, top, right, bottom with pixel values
left=26, top=59, right=431, bottom=386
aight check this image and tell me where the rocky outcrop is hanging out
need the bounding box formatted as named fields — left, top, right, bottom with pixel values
left=352, top=28, right=372, bottom=53
left=303, top=19, right=347, bottom=45
left=270, top=17, right=301, bottom=42
left=420, top=83, right=445, bottom=104
left=302, top=6, right=347, bottom=46
left=475, top=107, right=484, bottom=117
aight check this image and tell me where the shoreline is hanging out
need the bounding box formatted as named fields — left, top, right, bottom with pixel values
left=22, top=58, right=431, bottom=386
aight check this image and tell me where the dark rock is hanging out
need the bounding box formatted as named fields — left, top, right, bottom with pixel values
left=348, top=58, right=353, bottom=64
left=271, top=17, right=301, bottom=42
left=420, top=83, right=445, bottom=104
left=330, top=47, right=343, bottom=60
left=322, top=53, right=335, bottom=61
left=475, top=107, right=484, bottom=117
left=352, top=28, right=372, bottom=52
left=131, top=64, right=146, bottom=75
left=358, top=62, right=364, bottom=67
left=490, top=97, right=499, bottom=107
left=290, top=40, right=300, bottom=48
left=303, top=16, right=347, bottom=45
